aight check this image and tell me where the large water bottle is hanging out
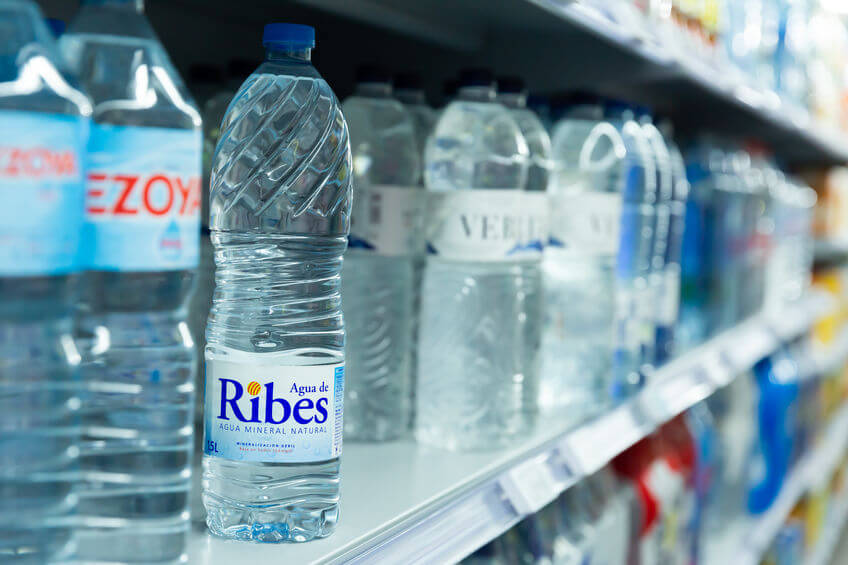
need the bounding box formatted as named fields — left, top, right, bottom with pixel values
left=394, top=72, right=438, bottom=160
left=639, top=111, right=671, bottom=369
left=656, top=123, right=688, bottom=364
left=497, top=77, right=553, bottom=410
left=603, top=102, right=656, bottom=385
left=680, top=141, right=722, bottom=347
left=0, top=1, right=90, bottom=561
left=61, top=0, right=202, bottom=560
left=393, top=72, right=436, bottom=431
left=545, top=96, right=612, bottom=415
left=417, top=69, right=545, bottom=450
left=203, top=24, right=351, bottom=542
left=547, top=97, right=652, bottom=404
left=342, top=68, right=420, bottom=441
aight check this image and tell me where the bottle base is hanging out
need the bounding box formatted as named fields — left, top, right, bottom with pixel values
left=203, top=497, right=338, bottom=543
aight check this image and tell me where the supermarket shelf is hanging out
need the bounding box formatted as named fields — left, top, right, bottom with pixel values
left=279, top=0, right=848, bottom=166
left=706, top=340, right=848, bottom=565
left=188, top=293, right=831, bottom=565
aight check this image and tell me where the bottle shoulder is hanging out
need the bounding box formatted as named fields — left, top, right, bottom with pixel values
left=0, top=1, right=91, bottom=116
left=60, top=30, right=199, bottom=128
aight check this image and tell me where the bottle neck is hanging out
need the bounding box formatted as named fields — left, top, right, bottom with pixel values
left=265, top=46, right=312, bottom=62
left=498, top=92, right=527, bottom=109
left=457, top=85, right=495, bottom=102
left=82, top=0, right=144, bottom=12
left=395, top=89, right=426, bottom=105
left=355, top=82, right=392, bottom=98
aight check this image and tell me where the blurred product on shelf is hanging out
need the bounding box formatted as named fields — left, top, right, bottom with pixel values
left=61, top=0, right=201, bottom=560
left=460, top=468, right=633, bottom=564
left=496, top=76, right=552, bottom=412
left=202, top=23, right=352, bottom=543
left=545, top=94, right=644, bottom=415
left=587, top=0, right=848, bottom=132
left=394, top=72, right=438, bottom=162
left=342, top=66, right=421, bottom=441
left=393, top=71, right=437, bottom=431
left=417, top=68, right=543, bottom=451
left=679, top=140, right=816, bottom=350
left=0, top=1, right=90, bottom=562
left=455, top=331, right=848, bottom=565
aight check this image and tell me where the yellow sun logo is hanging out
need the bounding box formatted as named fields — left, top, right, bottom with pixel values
left=246, top=381, right=262, bottom=396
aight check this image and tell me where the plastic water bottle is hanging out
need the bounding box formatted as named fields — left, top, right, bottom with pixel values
left=342, top=68, right=420, bottom=441
left=497, top=77, right=554, bottom=410
left=61, top=0, right=202, bottom=560
left=203, top=23, right=351, bottom=542
left=393, top=72, right=435, bottom=431
left=603, top=102, right=656, bottom=384
left=548, top=96, right=652, bottom=405
left=417, top=69, right=545, bottom=450
left=656, top=122, right=688, bottom=363
left=0, top=1, right=90, bottom=561
left=679, top=141, right=721, bottom=349
left=394, top=72, right=438, bottom=160
left=639, top=111, right=671, bottom=370
left=545, top=95, right=613, bottom=415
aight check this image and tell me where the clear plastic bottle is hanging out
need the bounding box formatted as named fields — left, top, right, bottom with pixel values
left=0, top=1, right=90, bottom=561
left=341, top=68, right=420, bottom=441
left=547, top=96, right=653, bottom=405
left=61, top=0, right=202, bottom=560
left=603, top=101, right=656, bottom=384
left=497, top=77, right=556, bottom=412
left=417, top=69, right=542, bottom=450
left=639, top=111, right=672, bottom=370
left=394, top=72, right=438, bottom=161
left=203, top=23, right=351, bottom=542
left=393, top=72, right=436, bottom=432
left=498, top=79, right=550, bottom=402
left=656, top=121, right=688, bottom=364
left=545, top=95, right=613, bottom=415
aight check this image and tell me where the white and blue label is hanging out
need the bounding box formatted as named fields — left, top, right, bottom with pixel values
left=0, top=110, right=87, bottom=276
left=424, top=189, right=548, bottom=261
left=204, top=360, right=344, bottom=463
left=83, top=124, right=201, bottom=271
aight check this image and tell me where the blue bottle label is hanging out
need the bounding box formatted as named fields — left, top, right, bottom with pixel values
left=0, top=110, right=87, bottom=276
left=83, top=123, right=201, bottom=271
left=204, top=360, right=344, bottom=463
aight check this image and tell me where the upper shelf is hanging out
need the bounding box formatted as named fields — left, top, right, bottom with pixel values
left=188, top=292, right=832, bottom=565
left=284, top=0, right=848, bottom=167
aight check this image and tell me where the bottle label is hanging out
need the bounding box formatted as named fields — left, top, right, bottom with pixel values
left=549, top=191, right=622, bottom=255
left=424, top=189, right=548, bottom=261
left=204, top=360, right=344, bottom=463
left=83, top=124, right=201, bottom=271
left=348, top=184, right=425, bottom=256
left=0, top=110, right=88, bottom=276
